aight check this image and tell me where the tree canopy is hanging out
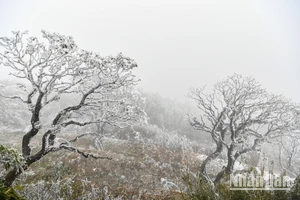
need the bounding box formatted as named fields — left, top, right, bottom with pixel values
left=0, top=30, right=146, bottom=187
left=188, top=74, right=300, bottom=183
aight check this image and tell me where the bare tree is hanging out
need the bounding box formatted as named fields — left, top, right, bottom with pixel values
left=89, top=88, right=145, bottom=151
left=275, top=134, right=300, bottom=176
left=188, top=74, right=300, bottom=183
left=0, top=30, right=146, bottom=187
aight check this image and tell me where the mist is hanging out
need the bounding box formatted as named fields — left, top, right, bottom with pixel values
left=1, top=1, right=300, bottom=199
left=1, top=0, right=300, bottom=102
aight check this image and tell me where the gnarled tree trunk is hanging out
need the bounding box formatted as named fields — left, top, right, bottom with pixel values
left=200, top=140, right=224, bottom=182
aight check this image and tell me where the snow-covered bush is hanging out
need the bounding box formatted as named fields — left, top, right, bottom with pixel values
left=0, top=145, right=25, bottom=176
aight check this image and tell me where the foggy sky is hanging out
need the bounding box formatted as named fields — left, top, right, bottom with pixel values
left=0, top=0, right=299, bottom=102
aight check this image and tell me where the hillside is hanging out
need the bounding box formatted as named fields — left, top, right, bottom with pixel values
left=1, top=125, right=222, bottom=199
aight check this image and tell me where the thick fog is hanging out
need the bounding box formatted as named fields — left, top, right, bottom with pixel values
left=0, top=0, right=299, bottom=102
left=1, top=1, right=300, bottom=199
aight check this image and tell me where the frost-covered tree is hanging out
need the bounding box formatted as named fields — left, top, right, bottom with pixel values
left=274, top=134, right=300, bottom=176
left=89, top=88, right=145, bottom=151
left=188, top=74, right=300, bottom=183
left=0, top=30, right=146, bottom=187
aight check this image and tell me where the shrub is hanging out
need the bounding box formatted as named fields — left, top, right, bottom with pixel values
left=0, top=182, right=24, bottom=200
left=181, top=172, right=300, bottom=200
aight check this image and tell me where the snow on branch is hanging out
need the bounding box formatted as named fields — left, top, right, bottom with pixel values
left=188, top=74, right=300, bottom=183
left=58, top=145, right=112, bottom=160
left=0, top=30, right=145, bottom=172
